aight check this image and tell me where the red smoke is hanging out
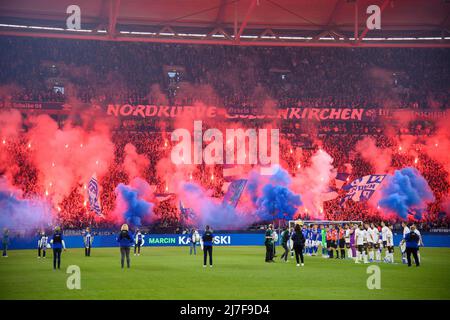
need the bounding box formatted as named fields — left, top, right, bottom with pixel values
left=123, top=143, right=150, bottom=179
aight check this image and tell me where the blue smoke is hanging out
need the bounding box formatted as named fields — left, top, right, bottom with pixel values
left=181, top=166, right=303, bottom=228
left=115, top=182, right=154, bottom=227
left=268, top=166, right=292, bottom=185
left=378, top=167, right=435, bottom=219
left=246, top=171, right=261, bottom=205
left=246, top=165, right=292, bottom=206
left=181, top=182, right=254, bottom=229
left=256, top=184, right=302, bottom=221
left=248, top=166, right=303, bottom=221
left=0, top=183, right=52, bottom=231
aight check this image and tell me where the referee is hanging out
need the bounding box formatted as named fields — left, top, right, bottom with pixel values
left=265, top=224, right=274, bottom=263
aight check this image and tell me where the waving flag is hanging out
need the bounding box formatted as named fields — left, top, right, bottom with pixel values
left=88, top=175, right=102, bottom=215
left=340, top=174, right=386, bottom=206
left=179, top=200, right=195, bottom=220
left=222, top=179, right=247, bottom=208
left=335, top=172, right=350, bottom=189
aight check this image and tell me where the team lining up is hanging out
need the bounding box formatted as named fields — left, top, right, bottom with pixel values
left=264, top=221, right=422, bottom=266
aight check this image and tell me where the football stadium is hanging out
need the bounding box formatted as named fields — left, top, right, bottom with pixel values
left=1, top=0, right=450, bottom=305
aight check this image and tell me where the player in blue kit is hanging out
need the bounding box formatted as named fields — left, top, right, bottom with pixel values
left=309, top=225, right=315, bottom=255
left=303, top=225, right=311, bottom=255
left=311, top=225, right=319, bottom=256
left=316, top=225, right=323, bottom=256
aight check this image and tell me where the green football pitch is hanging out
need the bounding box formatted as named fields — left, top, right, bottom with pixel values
left=0, top=246, right=449, bottom=300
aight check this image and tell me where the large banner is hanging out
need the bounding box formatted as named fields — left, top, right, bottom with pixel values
left=106, top=104, right=373, bottom=122
left=106, top=104, right=449, bottom=122
left=222, top=179, right=247, bottom=208
left=3, top=100, right=447, bottom=123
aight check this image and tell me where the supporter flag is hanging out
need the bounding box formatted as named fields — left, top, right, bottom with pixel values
left=222, top=179, right=247, bottom=208
left=88, top=175, right=102, bottom=215
left=335, top=172, right=350, bottom=189
left=179, top=200, right=195, bottom=220
left=319, top=173, right=350, bottom=203
left=340, top=174, right=386, bottom=206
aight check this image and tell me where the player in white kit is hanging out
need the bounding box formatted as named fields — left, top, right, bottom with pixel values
left=381, top=221, right=389, bottom=260
left=384, top=224, right=395, bottom=263
left=411, top=224, right=423, bottom=263
left=37, top=231, right=48, bottom=258
left=370, top=223, right=381, bottom=262
left=365, top=223, right=375, bottom=262
left=344, top=224, right=352, bottom=259
left=355, top=224, right=368, bottom=264
left=400, top=221, right=410, bottom=264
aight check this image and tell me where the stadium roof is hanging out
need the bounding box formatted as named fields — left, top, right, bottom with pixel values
left=1, top=0, right=450, bottom=47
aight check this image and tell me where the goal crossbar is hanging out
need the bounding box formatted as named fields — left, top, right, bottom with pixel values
left=288, top=220, right=363, bottom=227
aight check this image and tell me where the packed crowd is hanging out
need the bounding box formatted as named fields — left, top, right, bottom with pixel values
left=0, top=37, right=449, bottom=109
left=2, top=127, right=449, bottom=231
